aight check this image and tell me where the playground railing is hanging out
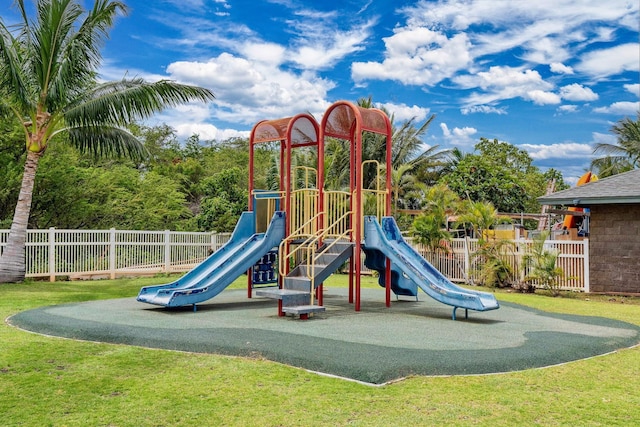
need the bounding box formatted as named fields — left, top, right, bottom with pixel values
left=305, top=211, right=353, bottom=270
left=323, top=190, right=352, bottom=234
left=290, top=188, right=320, bottom=236
left=300, top=212, right=353, bottom=305
left=361, top=159, right=388, bottom=222
left=278, top=212, right=324, bottom=278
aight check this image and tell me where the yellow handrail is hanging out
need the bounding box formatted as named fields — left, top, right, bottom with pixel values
left=292, top=166, right=317, bottom=191
left=304, top=211, right=353, bottom=279
left=278, top=211, right=353, bottom=306
left=278, top=212, right=323, bottom=278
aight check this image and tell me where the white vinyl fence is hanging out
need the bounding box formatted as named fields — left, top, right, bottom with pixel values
left=1, top=229, right=589, bottom=291
left=0, top=228, right=231, bottom=281
left=407, top=237, right=589, bottom=292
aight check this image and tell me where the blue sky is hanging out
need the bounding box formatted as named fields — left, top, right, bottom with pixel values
left=6, top=0, right=640, bottom=183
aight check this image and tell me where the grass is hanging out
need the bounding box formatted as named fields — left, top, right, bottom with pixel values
left=1, top=275, right=639, bottom=426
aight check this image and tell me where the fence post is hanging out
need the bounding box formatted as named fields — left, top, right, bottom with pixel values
left=164, top=230, right=171, bottom=273
left=48, top=227, right=56, bottom=282
left=583, top=239, right=590, bottom=292
left=463, top=237, right=471, bottom=280
left=109, top=228, right=116, bottom=279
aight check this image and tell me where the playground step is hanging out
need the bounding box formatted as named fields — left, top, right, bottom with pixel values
left=285, top=241, right=353, bottom=289
left=283, top=275, right=312, bottom=292
left=282, top=304, right=326, bottom=319
left=290, top=264, right=328, bottom=279
left=255, top=288, right=311, bottom=306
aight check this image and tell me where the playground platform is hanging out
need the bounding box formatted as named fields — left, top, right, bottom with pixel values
left=9, top=288, right=640, bottom=385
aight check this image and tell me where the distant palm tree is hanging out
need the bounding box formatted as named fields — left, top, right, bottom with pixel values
left=389, top=163, right=418, bottom=214
left=353, top=97, right=449, bottom=204
left=591, top=114, right=640, bottom=177
left=456, top=200, right=501, bottom=240
left=0, top=0, right=215, bottom=282
left=411, top=183, right=460, bottom=252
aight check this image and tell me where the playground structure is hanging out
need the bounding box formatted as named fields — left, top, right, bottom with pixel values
left=559, top=171, right=597, bottom=238
left=137, top=101, right=499, bottom=319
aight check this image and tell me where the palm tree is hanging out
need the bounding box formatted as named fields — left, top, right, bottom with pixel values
left=591, top=114, right=640, bottom=178
left=0, top=0, right=215, bottom=283
left=354, top=98, right=449, bottom=203
left=411, top=213, right=452, bottom=253
left=456, top=200, right=500, bottom=240
left=411, top=184, right=460, bottom=252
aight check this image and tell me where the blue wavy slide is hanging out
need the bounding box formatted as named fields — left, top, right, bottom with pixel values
left=363, top=216, right=499, bottom=320
left=137, top=211, right=285, bottom=310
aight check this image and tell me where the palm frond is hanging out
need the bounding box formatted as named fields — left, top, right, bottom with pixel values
left=0, top=12, right=35, bottom=111
left=63, top=124, right=148, bottom=161
left=64, top=78, right=215, bottom=127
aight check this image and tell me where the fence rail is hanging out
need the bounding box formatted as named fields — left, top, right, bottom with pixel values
left=1, top=228, right=231, bottom=281
left=1, top=229, right=589, bottom=291
left=406, top=237, right=589, bottom=292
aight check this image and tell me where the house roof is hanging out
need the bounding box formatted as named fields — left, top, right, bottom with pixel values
left=538, top=169, right=640, bottom=206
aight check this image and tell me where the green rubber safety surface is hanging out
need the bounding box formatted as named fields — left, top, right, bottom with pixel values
left=8, top=288, right=640, bottom=384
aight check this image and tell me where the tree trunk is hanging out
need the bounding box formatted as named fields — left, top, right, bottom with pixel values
left=0, top=150, right=41, bottom=283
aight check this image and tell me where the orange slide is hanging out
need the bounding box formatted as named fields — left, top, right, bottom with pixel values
left=562, top=171, right=598, bottom=229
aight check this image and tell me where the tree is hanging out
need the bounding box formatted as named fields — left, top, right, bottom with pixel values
left=0, top=117, right=25, bottom=227
left=591, top=114, right=640, bottom=178
left=523, top=231, right=565, bottom=296
left=323, top=97, right=448, bottom=197
left=411, top=184, right=460, bottom=252
left=442, top=138, right=548, bottom=213
left=196, top=167, right=248, bottom=232
left=0, top=0, right=215, bottom=282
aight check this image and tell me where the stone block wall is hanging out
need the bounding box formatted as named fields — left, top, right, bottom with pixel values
left=588, top=204, right=640, bottom=294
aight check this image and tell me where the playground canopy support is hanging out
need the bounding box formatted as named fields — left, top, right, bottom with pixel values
left=319, top=101, right=393, bottom=311
left=248, top=114, right=321, bottom=303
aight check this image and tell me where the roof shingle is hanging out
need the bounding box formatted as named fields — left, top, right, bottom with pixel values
left=538, top=169, right=640, bottom=206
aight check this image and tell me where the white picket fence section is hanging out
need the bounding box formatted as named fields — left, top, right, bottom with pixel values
left=1, top=229, right=589, bottom=291
left=407, top=237, right=589, bottom=292
left=0, top=228, right=231, bottom=281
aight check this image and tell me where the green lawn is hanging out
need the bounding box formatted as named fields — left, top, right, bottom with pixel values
left=1, top=276, right=638, bottom=426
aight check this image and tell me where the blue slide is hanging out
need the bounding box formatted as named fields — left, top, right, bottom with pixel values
left=363, top=216, right=499, bottom=320
left=137, top=211, right=285, bottom=309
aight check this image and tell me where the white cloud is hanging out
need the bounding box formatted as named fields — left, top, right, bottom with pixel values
left=377, top=102, right=430, bottom=122
left=593, top=101, right=640, bottom=115
left=239, top=42, right=286, bottom=66
left=591, top=131, right=617, bottom=146
left=624, top=83, right=640, bottom=97
left=440, top=123, right=477, bottom=147
left=460, top=105, right=507, bottom=115
left=518, top=142, right=592, bottom=160
left=557, top=105, right=578, bottom=113
left=456, top=66, right=556, bottom=106
left=273, top=6, right=377, bottom=71
left=559, top=83, right=598, bottom=102
left=174, top=123, right=248, bottom=141
left=384, top=0, right=639, bottom=111
left=290, top=20, right=376, bottom=71
left=526, top=90, right=562, bottom=105
left=165, top=53, right=334, bottom=125
left=351, top=27, right=472, bottom=85
left=550, top=62, right=574, bottom=74
left=575, top=43, right=640, bottom=78
left=455, top=66, right=546, bottom=90
left=399, top=0, right=638, bottom=68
